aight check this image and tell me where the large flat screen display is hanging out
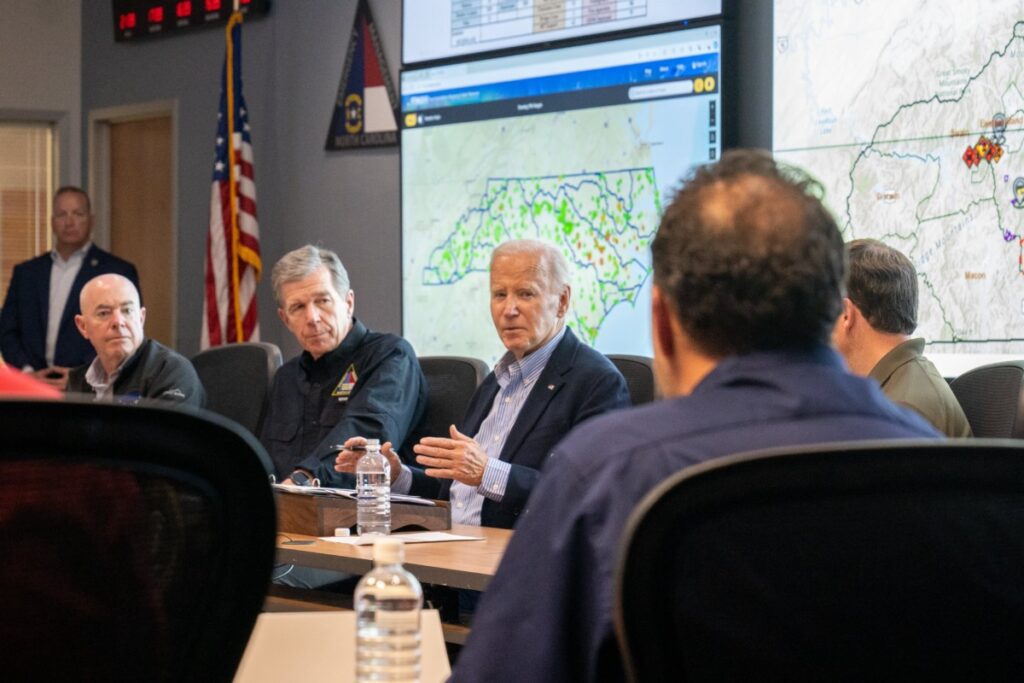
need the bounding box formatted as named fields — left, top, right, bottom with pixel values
left=403, top=0, right=721, bottom=65
left=401, top=24, right=722, bottom=365
left=773, top=0, right=1024, bottom=375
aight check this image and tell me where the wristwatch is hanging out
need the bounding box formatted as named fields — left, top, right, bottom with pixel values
left=291, top=470, right=313, bottom=487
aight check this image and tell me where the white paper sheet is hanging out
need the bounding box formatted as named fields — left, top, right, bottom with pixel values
left=319, top=531, right=484, bottom=546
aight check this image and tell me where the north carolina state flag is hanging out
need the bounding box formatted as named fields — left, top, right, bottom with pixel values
left=326, top=0, right=399, bottom=150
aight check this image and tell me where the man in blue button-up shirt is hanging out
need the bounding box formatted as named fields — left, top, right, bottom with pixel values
left=335, top=238, right=630, bottom=530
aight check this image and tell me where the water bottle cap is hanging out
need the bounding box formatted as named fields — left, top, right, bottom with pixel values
left=373, top=537, right=404, bottom=564
left=365, top=439, right=381, bottom=448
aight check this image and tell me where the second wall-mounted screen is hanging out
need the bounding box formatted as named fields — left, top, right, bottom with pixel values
left=403, top=0, right=722, bottom=64
left=773, top=0, right=1024, bottom=374
left=401, top=24, right=722, bottom=364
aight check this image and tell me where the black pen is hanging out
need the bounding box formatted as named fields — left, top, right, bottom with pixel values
left=331, top=444, right=367, bottom=454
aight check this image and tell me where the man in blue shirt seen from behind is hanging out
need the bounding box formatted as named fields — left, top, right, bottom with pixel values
left=451, top=150, right=941, bottom=682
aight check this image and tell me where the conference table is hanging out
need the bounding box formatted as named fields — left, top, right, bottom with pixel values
left=271, top=524, right=512, bottom=645
left=274, top=524, right=512, bottom=592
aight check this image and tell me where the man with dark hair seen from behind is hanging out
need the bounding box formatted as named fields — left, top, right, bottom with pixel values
left=0, top=186, right=140, bottom=390
left=833, top=238, right=971, bottom=437
left=451, top=150, right=941, bottom=682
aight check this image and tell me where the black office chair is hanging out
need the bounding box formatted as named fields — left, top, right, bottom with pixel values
left=418, top=356, right=489, bottom=439
left=949, top=360, right=1024, bottom=437
left=191, top=341, right=283, bottom=435
left=606, top=354, right=655, bottom=405
left=615, top=439, right=1024, bottom=682
left=0, top=398, right=277, bottom=682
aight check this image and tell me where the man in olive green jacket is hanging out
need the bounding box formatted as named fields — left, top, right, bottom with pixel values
left=833, top=239, right=971, bottom=437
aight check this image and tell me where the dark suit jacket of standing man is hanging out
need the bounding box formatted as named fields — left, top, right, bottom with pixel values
left=0, top=244, right=140, bottom=370
left=408, top=328, right=631, bottom=529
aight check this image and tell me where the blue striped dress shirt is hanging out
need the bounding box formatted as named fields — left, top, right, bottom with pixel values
left=448, top=327, right=566, bottom=526
left=394, top=327, right=566, bottom=526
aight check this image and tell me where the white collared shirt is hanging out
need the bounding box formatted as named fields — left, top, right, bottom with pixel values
left=82, top=353, right=123, bottom=402
left=46, top=242, right=92, bottom=366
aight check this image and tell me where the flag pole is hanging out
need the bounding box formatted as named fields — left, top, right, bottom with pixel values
left=224, top=12, right=244, bottom=343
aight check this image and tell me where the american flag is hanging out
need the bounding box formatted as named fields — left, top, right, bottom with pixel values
left=202, top=11, right=261, bottom=348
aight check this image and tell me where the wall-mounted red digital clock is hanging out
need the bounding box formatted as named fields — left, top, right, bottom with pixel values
left=113, top=0, right=270, bottom=41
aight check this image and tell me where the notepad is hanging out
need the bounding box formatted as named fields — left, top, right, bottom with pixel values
left=319, top=531, right=484, bottom=545
left=272, top=483, right=436, bottom=506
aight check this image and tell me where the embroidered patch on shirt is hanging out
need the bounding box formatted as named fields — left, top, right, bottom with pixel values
left=332, top=364, right=358, bottom=401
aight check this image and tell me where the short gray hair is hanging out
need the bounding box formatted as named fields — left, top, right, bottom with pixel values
left=272, top=244, right=350, bottom=306
left=54, top=185, right=91, bottom=213
left=845, top=238, right=918, bottom=335
left=491, top=239, right=570, bottom=292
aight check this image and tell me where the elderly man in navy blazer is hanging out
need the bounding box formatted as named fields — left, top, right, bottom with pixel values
left=335, top=238, right=631, bottom=529
left=0, top=186, right=139, bottom=390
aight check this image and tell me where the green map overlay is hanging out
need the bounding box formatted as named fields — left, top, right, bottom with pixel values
left=422, top=168, right=662, bottom=344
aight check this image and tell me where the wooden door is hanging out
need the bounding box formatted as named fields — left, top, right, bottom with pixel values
left=109, top=116, right=174, bottom=346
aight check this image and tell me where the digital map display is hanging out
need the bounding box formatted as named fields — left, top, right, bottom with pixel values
left=774, top=1, right=1024, bottom=370
left=401, top=26, right=721, bottom=364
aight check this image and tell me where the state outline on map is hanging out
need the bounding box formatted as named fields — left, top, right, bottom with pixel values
left=421, top=166, right=662, bottom=344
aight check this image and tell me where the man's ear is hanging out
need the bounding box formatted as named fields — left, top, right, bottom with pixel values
left=74, top=314, right=88, bottom=339
left=651, top=286, right=675, bottom=361
left=839, top=297, right=858, bottom=331
left=277, top=307, right=287, bottom=325
left=139, top=306, right=146, bottom=327
left=557, top=284, right=571, bottom=318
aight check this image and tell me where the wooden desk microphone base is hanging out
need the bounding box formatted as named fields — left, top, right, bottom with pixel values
left=275, top=489, right=451, bottom=536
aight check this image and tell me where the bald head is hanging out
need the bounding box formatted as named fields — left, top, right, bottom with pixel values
left=75, top=274, right=146, bottom=374
left=79, top=274, right=138, bottom=311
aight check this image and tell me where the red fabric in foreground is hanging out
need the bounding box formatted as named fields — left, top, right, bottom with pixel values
left=0, top=363, right=61, bottom=398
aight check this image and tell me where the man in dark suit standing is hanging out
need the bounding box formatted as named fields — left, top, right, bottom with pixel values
left=0, top=186, right=140, bottom=390
left=335, top=238, right=631, bottom=529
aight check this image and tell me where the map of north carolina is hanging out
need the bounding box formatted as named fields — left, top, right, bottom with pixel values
left=422, top=168, right=662, bottom=344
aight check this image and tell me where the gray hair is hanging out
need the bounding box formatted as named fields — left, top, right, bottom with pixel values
left=845, top=238, right=918, bottom=335
left=272, top=244, right=350, bottom=306
left=491, top=239, right=571, bottom=292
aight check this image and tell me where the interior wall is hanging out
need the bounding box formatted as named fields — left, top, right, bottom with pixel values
left=0, top=0, right=82, bottom=189
left=81, top=0, right=401, bottom=358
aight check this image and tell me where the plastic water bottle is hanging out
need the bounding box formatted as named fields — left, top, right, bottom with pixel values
left=356, top=439, right=391, bottom=536
left=356, top=538, right=423, bottom=683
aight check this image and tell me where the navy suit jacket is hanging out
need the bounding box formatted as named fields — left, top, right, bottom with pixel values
left=0, top=244, right=140, bottom=370
left=410, top=328, right=631, bottom=529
